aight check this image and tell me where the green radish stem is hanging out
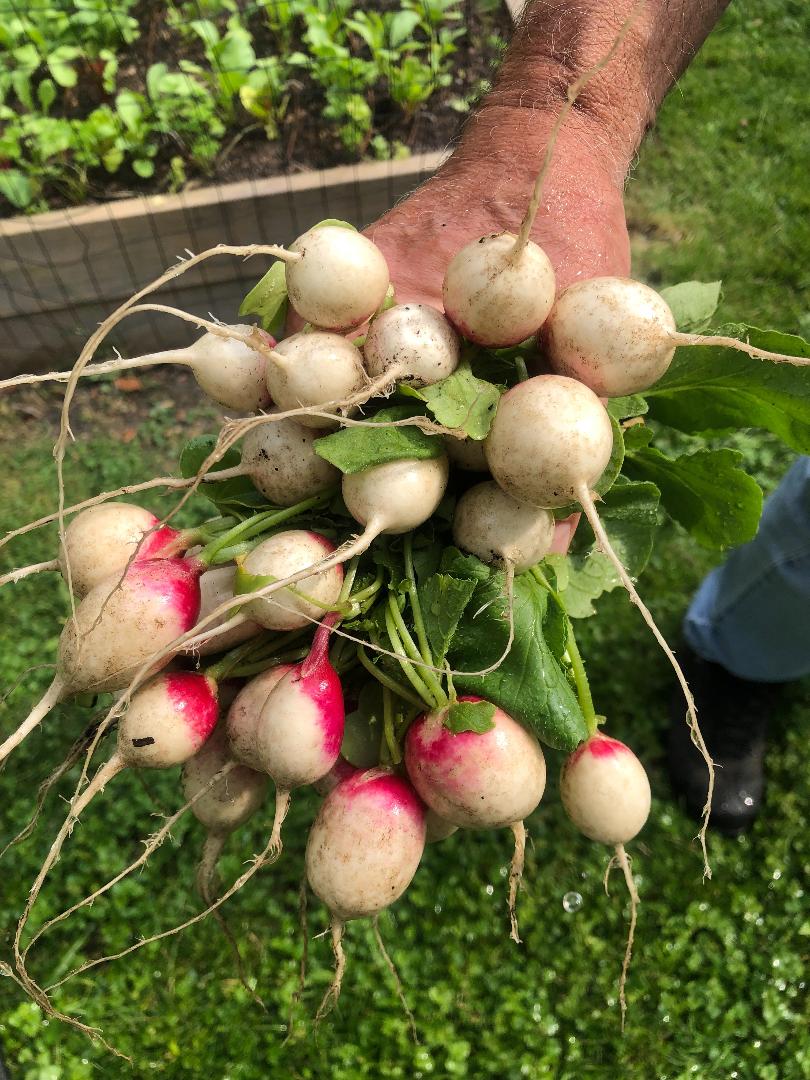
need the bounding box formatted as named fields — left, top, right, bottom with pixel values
left=574, top=480, right=713, bottom=880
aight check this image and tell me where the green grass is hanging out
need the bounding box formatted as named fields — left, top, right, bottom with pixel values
left=1, top=1, right=810, bottom=1077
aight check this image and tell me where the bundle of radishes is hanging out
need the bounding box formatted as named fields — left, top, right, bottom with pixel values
left=3, top=35, right=810, bottom=1057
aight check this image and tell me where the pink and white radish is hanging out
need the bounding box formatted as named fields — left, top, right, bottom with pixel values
left=185, top=565, right=262, bottom=657
left=484, top=373, right=713, bottom=875
left=253, top=619, right=345, bottom=856
left=442, top=233, right=556, bottom=347
left=312, top=755, right=358, bottom=797
left=0, top=503, right=185, bottom=595
left=265, top=332, right=366, bottom=428
left=225, top=663, right=295, bottom=770
left=0, top=556, right=205, bottom=764
left=240, top=531, right=343, bottom=631
left=239, top=416, right=340, bottom=506
left=405, top=696, right=546, bottom=941
left=363, top=304, right=461, bottom=386
left=286, top=226, right=390, bottom=331
left=543, top=276, right=810, bottom=397
left=305, top=768, right=426, bottom=1015
left=560, top=732, right=651, bottom=1028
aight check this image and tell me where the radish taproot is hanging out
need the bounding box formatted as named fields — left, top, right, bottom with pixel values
left=543, top=276, right=810, bottom=397
left=305, top=768, right=426, bottom=1016
left=405, top=696, right=546, bottom=941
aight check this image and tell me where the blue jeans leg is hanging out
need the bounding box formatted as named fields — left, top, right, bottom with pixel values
left=683, top=456, right=810, bottom=683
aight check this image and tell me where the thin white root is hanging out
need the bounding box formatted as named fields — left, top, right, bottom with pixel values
left=614, top=843, right=639, bottom=1032
left=0, top=677, right=66, bottom=766
left=45, top=829, right=284, bottom=996
left=0, top=559, right=60, bottom=589
left=269, top=788, right=292, bottom=860
left=513, top=0, right=645, bottom=254
left=14, top=754, right=126, bottom=1020
left=372, top=916, right=418, bottom=1043
left=673, top=332, right=810, bottom=367
left=508, top=820, right=527, bottom=944
left=603, top=852, right=620, bottom=896
left=576, top=481, right=713, bottom=880
left=197, top=831, right=267, bottom=1013
left=0, top=713, right=104, bottom=859
left=316, top=919, right=346, bottom=1021
left=32, top=763, right=237, bottom=957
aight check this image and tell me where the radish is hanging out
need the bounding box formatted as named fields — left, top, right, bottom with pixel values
left=560, top=733, right=651, bottom=1029
left=305, top=768, right=426, bottom=1015
left=452, top=481, right=555, bottom=573
left=543, top=277, right=810, bottom=396
left=485, top=373, right=713, bottom=877
left=225, top=663, right=295, bottom=770
left=404, top=696, right=546, bottom=941
left=0, top=327, right=274, bottom=412
left=0, top=557, right=205, bottom=765
left=185, top=566, right=262, bottom=657
left=0, top=502, right=185, bottom=595
left=239, top=415, right=340, bottom=506
left=182, top=724, right=269, bottom=905
left=312, top=755, right=358, bottom=797
left=286, top=226, right=390, bottom=331
left=442, top=233, right=556, bottom=347
left=444, top=435, right=488, bottom=473
left=425, top=810, right=458, bottom=844
left=342, top=455, right=449, bottom=539
left=265, top=333, right=366, bottom=429
left=240, top=531, right=344, bottom=631
left=363, top=304, right=461, bottom=386
left=253, top=619, right=345, bottom=857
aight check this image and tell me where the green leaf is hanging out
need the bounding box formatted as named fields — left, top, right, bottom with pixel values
left=0, top=170, right=32, bottom=210
left=549, top=477, right=662, bottom=617
left=47, top=46, right=82, bottom=88
left=607, top=395, right=649, bottom=421
left=646, top=326, right=810, bottom=452
left=444, top=699, right=496, bottom=734
left=133, top=159, right=155, bottom=179
left=418, top=573, right=477, bottom=665
left=623, top=446, right=762, bottom=550
left=447, top=570, right=587, bottom=751
left=660, top=280, right=722, bottom=332
left=314, top=405, right=442, bottom=474
left=439, top=547, right=493, bottom=583
left=239, top=261, right=288, bottom=337
left=400, top=361, right=501, bottom=440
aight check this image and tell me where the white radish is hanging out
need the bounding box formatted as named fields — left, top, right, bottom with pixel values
left=265, top=332, right=366, bottom=429
left=444, top=435, right=488, bottom=473
left=0, top=557, right=204, bottom=765
left=342, top=455, right=449, bottom=538
left=240, top=531, right=343, bottom=631
left=225, top=663, right=295, bottom=770
left=305, top=768, right=426, bottom=1015
left=543, top=276, right=810, bottom=396
left=484, top=373, right=713, bottom=877
left=442, top=233, right=556, bottom=347
left=363, top=304, right=461, bottom=386
left=185, top=565, right=262, bottom=657
left=405, top=696, right=546, bottom=941
left=560, top=732, right=651, bottom=1029
left=453, top=481, right=555, bottom=573
left=239, top=415, right=340, bottom=506
left=286, top=226, right=389, bottom=331
left=254, top=620, right=345, bottom=856
left=0, top=327, right=273, bottom=412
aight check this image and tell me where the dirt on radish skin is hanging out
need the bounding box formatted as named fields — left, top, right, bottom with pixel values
left=265, top=333, right=366, bottom=429
left=560, top=734, right=652, bottom=845
left=226, top=664, right=295, bottom=771
left=239, top=415, right=340, bottom=506
left=363, top=303, right=461, bottom=386
left=241, top=531, right=343, bottom=631
left=57, top=503, right=183, bottom=598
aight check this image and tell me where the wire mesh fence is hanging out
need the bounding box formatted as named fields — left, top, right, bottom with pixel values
left=0, top=0, right=511, bottom=373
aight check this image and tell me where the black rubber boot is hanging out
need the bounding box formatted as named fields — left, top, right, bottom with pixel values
left=667, top=643, right=775, bottom=836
